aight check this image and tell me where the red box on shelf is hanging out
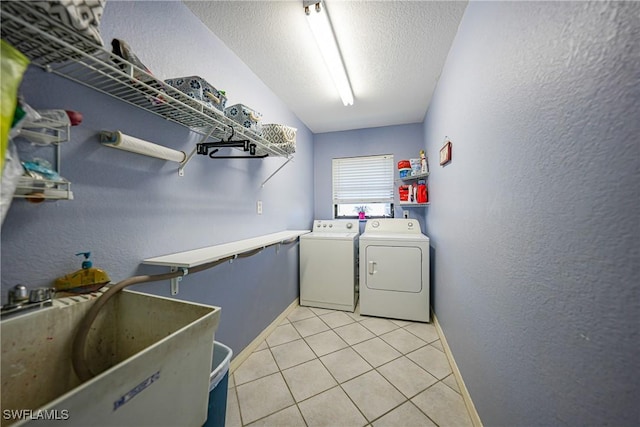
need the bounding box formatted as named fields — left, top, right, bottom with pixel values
left=398, top=185, right=410, bottom=201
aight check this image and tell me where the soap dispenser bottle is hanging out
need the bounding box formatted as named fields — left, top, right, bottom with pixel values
left=54, top=252, right=111, bottom=293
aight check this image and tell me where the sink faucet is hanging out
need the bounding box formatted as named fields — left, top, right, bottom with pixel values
left=1, top=284, right=55, bottom=318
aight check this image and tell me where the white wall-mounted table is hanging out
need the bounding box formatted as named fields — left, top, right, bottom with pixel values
left=142, top=230, right=310, bottom=294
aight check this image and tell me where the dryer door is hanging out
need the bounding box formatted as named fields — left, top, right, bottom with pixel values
left=365, top=245, right=423, bottom=292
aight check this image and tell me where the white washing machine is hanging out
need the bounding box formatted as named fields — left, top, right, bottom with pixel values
left=359, top=218, right=430, bottom=322
left=300, top=220, right=359, bottom=312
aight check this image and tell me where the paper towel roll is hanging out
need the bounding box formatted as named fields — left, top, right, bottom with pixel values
left=100, top=131, right=186, bottom=163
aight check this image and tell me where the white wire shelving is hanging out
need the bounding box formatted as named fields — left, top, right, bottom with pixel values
left=0, top=2, right=293, bottom=164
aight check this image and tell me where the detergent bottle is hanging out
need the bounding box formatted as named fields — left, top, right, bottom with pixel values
left=54, top=252, right=111, bottom=293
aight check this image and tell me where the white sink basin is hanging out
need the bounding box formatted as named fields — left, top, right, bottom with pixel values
left=1, top=289, right=220, bottom=427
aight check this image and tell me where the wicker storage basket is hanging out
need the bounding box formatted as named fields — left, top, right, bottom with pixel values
left=262, top=124, right=296, bottom=154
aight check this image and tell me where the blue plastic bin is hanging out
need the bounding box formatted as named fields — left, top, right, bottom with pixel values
left=204, top=341, right=233, bottom=427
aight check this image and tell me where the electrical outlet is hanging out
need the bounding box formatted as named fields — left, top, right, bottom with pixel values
left=257, top=200, right=263, bottom=215
left=403, top=210, right=409, bottom=219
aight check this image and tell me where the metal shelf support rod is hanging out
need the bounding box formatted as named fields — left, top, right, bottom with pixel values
left=261, top=157, right=293, bottom=188
left=179, top=126, right=217, bottom=176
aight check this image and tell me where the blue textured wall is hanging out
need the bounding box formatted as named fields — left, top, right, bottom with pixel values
left=423, top=2, right=640, bottom=425
left=1, top=1, right=314, bottom=355
left=314, top=124, right=426, bottom=229
left=4, top=2, right=639, bottom=422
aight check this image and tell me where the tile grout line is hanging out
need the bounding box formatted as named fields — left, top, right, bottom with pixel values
left=235, top=322, right=444, bottom=390
left=230, top=378, right=245, bottom=427
left=238, top=307, right=337, bottom=426
left=307, top=310, right=445, bottom=426
left=230, top=298, right=299, bottom=374
left=244, top=310, right=338, bottom=426
left=325, top=318, right=445, bottom=427
left=233, top=306, right=471, bottom=427
left=280, top=309, right=372, bottom=426
left=239, top=338, right=306, bottom=426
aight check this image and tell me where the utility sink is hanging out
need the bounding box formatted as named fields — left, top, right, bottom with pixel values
left=1, top=289, right=221, bottom=427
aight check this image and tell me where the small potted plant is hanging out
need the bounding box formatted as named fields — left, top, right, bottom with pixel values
left=354, top=205, right=369, bottom=220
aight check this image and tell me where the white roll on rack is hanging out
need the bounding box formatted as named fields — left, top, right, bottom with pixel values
left=100, top=131, right=186, bottom=163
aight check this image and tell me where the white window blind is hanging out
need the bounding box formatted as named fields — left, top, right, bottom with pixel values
left=332, top=155, right=394, bottom=204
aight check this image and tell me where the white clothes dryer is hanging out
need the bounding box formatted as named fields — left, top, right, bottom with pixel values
left=299, top=220, right=359, bottom=312
left=359, top=218, right=430, bottom=322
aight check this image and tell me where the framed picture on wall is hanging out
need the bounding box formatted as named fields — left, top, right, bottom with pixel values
left=440, top=139, right=452, bottom=165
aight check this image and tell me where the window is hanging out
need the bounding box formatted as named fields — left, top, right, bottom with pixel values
left=332, top=154, right=394, bottom=219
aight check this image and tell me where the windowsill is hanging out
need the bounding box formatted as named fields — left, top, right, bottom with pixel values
left=335, top=217, right=393, bottom=221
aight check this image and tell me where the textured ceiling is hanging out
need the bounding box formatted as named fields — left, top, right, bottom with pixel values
left=184, top=1, right=468, bottom=133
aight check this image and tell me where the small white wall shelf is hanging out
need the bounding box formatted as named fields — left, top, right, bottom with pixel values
left=399, top=172, right=430, bottom=182
left=142, top=230, right=310, bottom=294
left=398, top=202, right=430, bottom=207
left=397, top=171, right=430, bottom=207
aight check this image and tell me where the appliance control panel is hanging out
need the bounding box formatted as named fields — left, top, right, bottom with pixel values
left=313, top=220, right=359, bottom=233
left=365, top=219, right=422, bottom=234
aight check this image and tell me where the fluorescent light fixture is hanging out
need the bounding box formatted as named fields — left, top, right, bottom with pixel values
left=305, top=1, right=354, bottom=106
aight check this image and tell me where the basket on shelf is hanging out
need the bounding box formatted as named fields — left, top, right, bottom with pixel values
left=262, top=124, right=296, bottom=154
left=0, top=1, right=106, bottom=64
left=164, top=76, right=227, bottom=113
left=224, top=104, right=262, bottom=136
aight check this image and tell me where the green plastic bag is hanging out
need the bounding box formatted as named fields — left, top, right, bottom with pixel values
left=1, top=40, right=30, bottom=172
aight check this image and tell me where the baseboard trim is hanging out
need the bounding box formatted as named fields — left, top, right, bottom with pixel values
left=229, top=298, right=299, bottom=374
left=432, top=311, right=483, bottom=427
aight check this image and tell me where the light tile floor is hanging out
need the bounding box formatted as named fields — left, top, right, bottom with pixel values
left=225, top=305, right=474, bottom=427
